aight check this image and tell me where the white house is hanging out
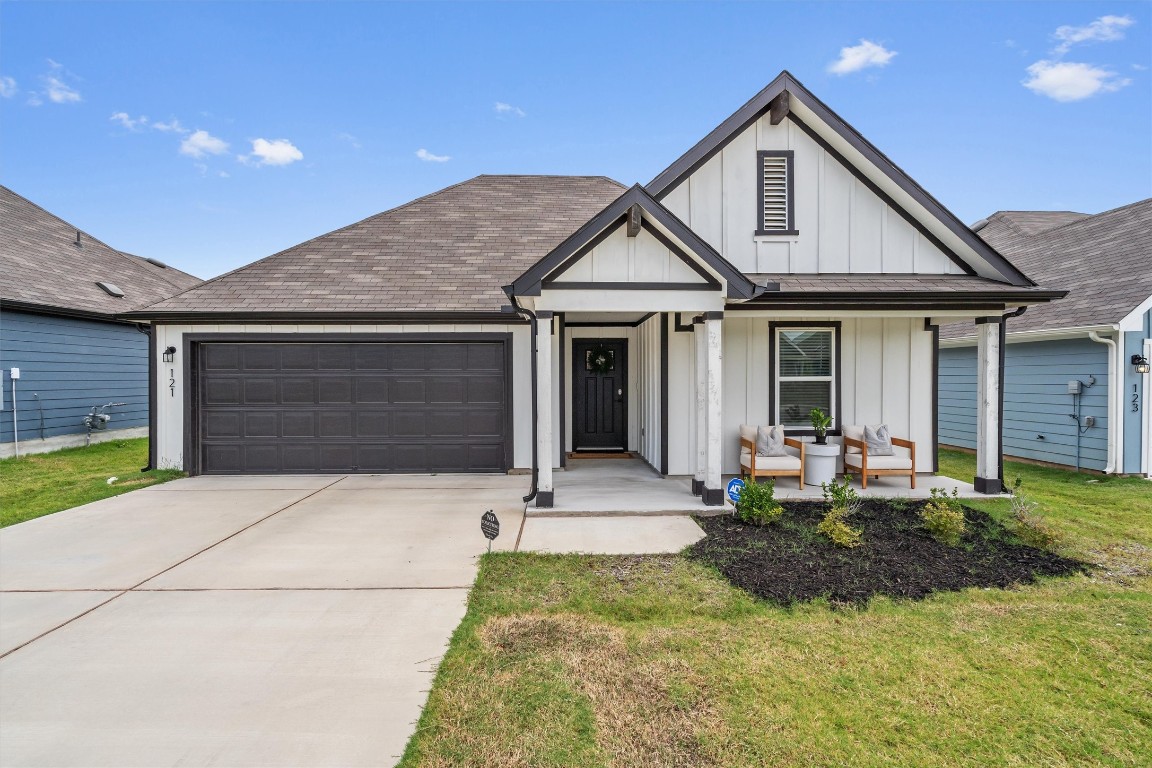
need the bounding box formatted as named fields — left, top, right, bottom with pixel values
left=126, top=72, right=1064, bottom=506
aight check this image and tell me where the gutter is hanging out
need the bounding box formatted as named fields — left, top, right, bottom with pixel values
left=136, top=323, right=155, bottom=472
left=501, top=287, right=539, bottom=504
left=1088, top=328, right=1121, bottom=474
left=998, top=306, right=1027, bottom=487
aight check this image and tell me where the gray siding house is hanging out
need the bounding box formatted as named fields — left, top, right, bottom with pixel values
left=939, top=200, right=1152, bottom=477
left=1, top=186, right=200, bottom=458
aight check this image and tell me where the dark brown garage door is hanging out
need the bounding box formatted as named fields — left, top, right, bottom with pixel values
left=195, top=341, right=510, bottom=474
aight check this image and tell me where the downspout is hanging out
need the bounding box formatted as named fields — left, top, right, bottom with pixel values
left=136, top=323, right=154, bottom=472
left=999, top=306, right=1027, bottom=488
left=1088, top=328, right=1120, bottom=474
left=502, top=288, right=538, bottom=503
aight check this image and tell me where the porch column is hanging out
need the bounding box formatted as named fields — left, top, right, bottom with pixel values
left=536, top=311, right=554, bottom=507
left=974, top=317, right=1002, bottom=494
left=703, top=312, right=724, bottom=505
left=692, top=317, right=706, bottom=495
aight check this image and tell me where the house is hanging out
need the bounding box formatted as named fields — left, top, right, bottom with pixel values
left=939, top=200, right=1152, bottom=477
left=126, top=71, right=1065, bottom=504
left=0, top=186, right=201, bottom=458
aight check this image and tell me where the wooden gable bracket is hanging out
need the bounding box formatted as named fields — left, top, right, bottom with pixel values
left=769, top=90, right=790, bottom=125
left=626, top=204, right=642, bottom=237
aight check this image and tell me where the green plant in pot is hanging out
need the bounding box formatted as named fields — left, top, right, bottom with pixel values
left=809, top=408, right=833, bottom=445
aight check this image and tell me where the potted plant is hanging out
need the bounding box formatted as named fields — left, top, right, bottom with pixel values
left=809, top=408, right=833, bottom=444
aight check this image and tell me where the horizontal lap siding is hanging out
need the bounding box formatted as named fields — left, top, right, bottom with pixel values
left=938, top=339, right=1109, bottom=470
left=0, top=310, right=149, bottom=444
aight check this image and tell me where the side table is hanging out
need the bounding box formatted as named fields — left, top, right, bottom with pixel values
left=804, top=442, right=840, bottom=487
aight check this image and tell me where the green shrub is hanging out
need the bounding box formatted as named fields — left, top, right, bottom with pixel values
left=817, top=476, right=862, bottom=547
left=920, top=487, right=965, bottom=546
left=736, top=479, right=783, bottom=526
left=820, top=475, right=860, bottom=511
left=1010, top=478, right=1062, bottom=550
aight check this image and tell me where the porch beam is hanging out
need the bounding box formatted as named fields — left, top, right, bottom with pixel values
left=703, top=312, right=724, bottom=505
left=692, top=317, right=705, bottom=495
left=536, top=312, right=555, bottom=507
left=974, top=317, right=1002, bottom=494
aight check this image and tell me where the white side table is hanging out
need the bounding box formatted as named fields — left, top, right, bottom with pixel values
left=804, top=442, right=840, bottom=487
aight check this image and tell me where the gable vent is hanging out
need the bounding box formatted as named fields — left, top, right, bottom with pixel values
left=757, top=150, right=796, bottom=235
left=96, top=281, right=125, bottom=298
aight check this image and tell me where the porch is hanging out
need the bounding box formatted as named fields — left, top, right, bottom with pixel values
left=528, top=458, right=993, bottom=517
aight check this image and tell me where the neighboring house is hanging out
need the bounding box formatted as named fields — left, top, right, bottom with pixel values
left=127, top=71, right=1064, bottom=504
left=0, top=186, right=201, bottom=458
left=939, top=200, right=1152, bottom=477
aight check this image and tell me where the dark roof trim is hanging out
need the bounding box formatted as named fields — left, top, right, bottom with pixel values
left=545, top=282, right=718, bottom=292
left=118, top=310, right=528, bottom=324
left=510, top=184, right=757, bottom=299
left=645, top=70, right=1034, bottom=287
left=729, top=288, right=1066, bottom=312
left=2, top=298, right=140, bottom=325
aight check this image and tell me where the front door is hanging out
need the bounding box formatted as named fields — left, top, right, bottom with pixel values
left=572, top=339, right=627, bottom=451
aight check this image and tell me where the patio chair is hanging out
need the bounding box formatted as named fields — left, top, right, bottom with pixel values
left=739, top=425, right=805, bottom=488
left=841, top=425, right=916, bottom=489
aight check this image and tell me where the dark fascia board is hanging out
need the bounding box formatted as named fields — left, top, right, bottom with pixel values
left=644, top=70, right=1035, bottom=287
left=732, top=289, right=1066, bottom=306
left=2, top=298, right=139, bottom=325
left=119, top=310, right=528, bottom=324
left=509, top=184, right=757, bottom=300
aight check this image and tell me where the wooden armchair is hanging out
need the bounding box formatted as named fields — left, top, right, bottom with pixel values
left=738, top=425, right=805, bottom=489
left=842, top=427, right=916, bottom=489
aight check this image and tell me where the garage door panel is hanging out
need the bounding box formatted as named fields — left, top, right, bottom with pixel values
left=198, top=341, right=507, bottom=474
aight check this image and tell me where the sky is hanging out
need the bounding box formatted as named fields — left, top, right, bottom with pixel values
left=2, top=1, right=1149, bottom=281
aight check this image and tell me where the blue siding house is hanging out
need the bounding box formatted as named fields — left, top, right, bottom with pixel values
left=1, top=186, right=200, bottom=458
left=939, top=200, right=1152, bottom=477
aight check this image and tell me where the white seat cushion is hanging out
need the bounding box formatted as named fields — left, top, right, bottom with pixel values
left=740, top=452, right=801, bottom=471
left=843, top=453, right=912, bottom=471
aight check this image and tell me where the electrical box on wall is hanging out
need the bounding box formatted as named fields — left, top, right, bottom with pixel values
left=9, top=368, right=20, bottom=380
left=1067, top=380, right=1081, bottom=395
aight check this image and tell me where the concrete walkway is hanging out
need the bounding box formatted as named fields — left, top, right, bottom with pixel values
left=0, top=474, right=525, bottom=768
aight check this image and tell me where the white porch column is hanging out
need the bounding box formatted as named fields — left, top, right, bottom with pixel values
left=692, top=317, right=706, bottom=496
left=536, top=311, right=555, bottom=507
left=974, top=317, right=1002, bottom=494
left=703, top=312, right=724, bottom=505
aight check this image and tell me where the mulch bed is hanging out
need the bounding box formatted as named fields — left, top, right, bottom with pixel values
left=686, top=500, right=1085, bottom=606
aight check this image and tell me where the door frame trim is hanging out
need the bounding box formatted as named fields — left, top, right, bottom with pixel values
left=570, top=337, right=629, bottom=452
left=183, top=332, right=514, bottom=476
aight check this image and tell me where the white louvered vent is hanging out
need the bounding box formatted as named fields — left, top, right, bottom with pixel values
left=761, top=153, right=790, bottom=232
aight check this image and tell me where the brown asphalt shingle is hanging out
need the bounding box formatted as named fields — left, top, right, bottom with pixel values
left=140, top=175, right=628, bottom=315
left=1, top=185, right=201, bottom=316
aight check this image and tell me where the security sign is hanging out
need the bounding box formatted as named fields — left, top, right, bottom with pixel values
left=726, top=478, right=745, bottom=503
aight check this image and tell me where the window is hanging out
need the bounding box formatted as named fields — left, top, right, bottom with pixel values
left=757, top=150, right=796, bottom=235
left=772, top=325, right=838, bottom=430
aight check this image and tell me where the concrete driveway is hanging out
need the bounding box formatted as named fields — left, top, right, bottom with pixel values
left=0, top=474, right=526, bottom=768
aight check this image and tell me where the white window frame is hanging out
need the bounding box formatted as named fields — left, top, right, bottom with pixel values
left=773, top=325, right=838, bottom=431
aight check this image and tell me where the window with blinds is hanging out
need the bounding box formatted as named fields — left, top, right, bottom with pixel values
left=775, top=326, right=836, bottom=429
left=757, top=150, right=796, bottom=235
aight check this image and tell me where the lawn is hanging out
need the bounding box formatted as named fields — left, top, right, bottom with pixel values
left=400, top=450, right=1152, bottom=767
left=0, top=438, right=183, bottom=527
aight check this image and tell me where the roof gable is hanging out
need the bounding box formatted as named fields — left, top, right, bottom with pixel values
left=646, top=72, right=1035, bottom=287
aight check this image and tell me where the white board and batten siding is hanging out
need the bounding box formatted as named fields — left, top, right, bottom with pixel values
left=561, top=325, right=643, bottom=463
left=660, top=115, right=957, bottom=276
left=553, top=226, right=709, bottom=284
left=152, top=323, right=533, bottom=472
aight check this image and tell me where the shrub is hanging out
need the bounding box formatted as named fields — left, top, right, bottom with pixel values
left=920, top=487, right=965, bottom=546
left=736, top=479, right=783, bottom=526
left=1010, top=478, right=1061, bottom=550
left=820, top=475, right=861, bottom=516
left=818, top=476, right=862, bottom=547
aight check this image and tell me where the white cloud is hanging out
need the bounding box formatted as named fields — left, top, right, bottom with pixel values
left=40, top=60, right=81, bottom=104
left=0, top=76, right=16, bottom=98
left=152, top=118, right=187, bottom=134
left=110, top=112, right=148, bottom=131
left=494, top=101, right=526, bottom=118
left=247, top=138, right=304, bottom=166
left=179, top=129, right=230, bottom=158
left=337, top=131, right=362, bottom=149
left=416, top=148, right=450, bottom=162
left=1053, top=15, right=1135, bottom=54
left=1022, top=60, right=1131, bottom=101
left=827, top=39, right=897, bottom=75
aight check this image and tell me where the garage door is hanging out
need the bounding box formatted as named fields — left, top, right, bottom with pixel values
left=195, top=341, right=509, bottom=474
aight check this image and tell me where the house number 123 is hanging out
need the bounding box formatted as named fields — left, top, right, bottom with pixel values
left=1134, top=384, right=1141, bottom=413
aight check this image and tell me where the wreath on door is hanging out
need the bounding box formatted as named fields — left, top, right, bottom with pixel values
left=585, top=345, right=615, bottom=374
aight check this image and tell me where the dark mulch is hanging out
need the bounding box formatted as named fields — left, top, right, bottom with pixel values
left=686, top=500, right=1085, bottom=606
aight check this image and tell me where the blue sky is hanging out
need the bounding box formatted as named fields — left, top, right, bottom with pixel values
left=2, top=1, right=1149, bottom=280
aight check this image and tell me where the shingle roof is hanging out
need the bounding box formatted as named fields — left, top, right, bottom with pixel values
left=137, top=175, right=628, bottom=316
left=972, top=210, right=1090, bottom=253
left=1, top=185, right=201, bottom=317
left=942, top=199, right=1152, bottom=338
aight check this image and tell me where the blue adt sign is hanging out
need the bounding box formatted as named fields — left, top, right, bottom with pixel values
left=726, top=478, right=745, bottom=503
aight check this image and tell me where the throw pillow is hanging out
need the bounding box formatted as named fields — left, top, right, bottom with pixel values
left=756, top=425, right=788, bottom=457
left=864, top=424, right=895, bottom=456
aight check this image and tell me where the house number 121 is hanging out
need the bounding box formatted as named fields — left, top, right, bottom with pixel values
left=170, top=369, right=176, bottom=397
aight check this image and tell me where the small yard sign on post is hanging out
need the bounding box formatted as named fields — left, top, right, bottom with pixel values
left=480, top=510, right=500, bottom=553
left=726, top=478, right=745, bottom=512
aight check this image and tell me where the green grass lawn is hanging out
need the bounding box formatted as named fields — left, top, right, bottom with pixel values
left=400, top=450, right=1152, bottom=767
left=0, top=438, right=183, bottom=527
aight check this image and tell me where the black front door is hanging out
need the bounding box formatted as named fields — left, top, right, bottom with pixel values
left=572, top=339, right=627, bottom=451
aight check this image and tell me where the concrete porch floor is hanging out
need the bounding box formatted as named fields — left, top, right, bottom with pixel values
left=530, top=458, right=998, bottom=516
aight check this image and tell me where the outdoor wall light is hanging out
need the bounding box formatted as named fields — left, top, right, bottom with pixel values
left=163, top=346, right=177, bottom=363
left=1133, top=354, right=1150, bottom=375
